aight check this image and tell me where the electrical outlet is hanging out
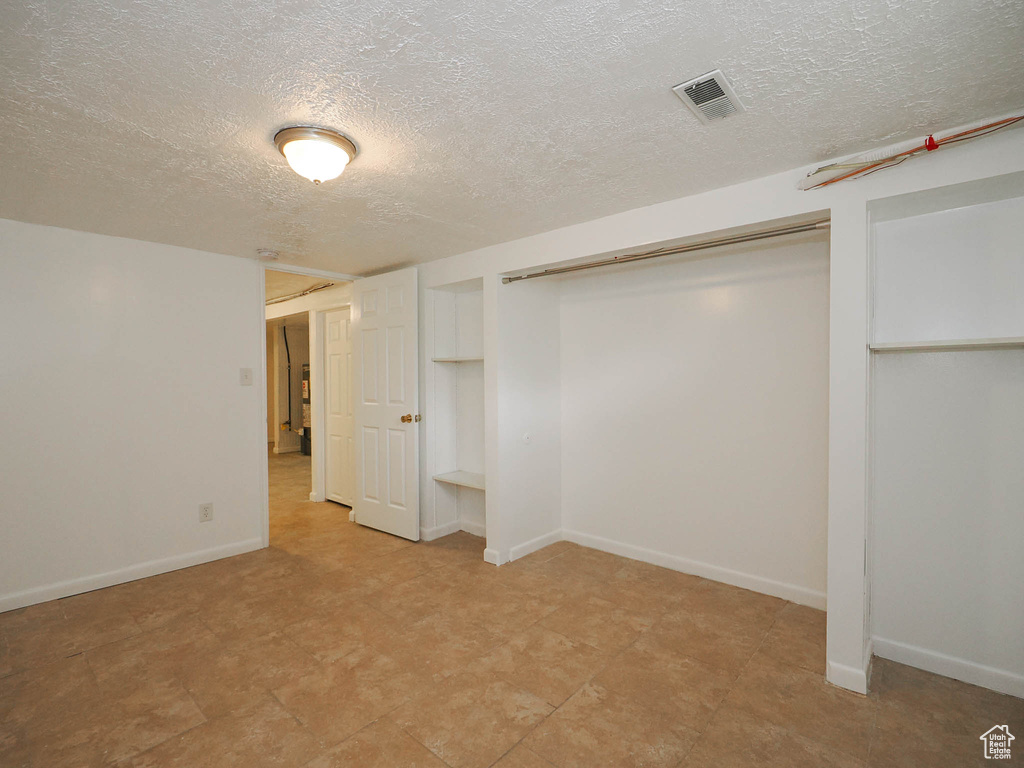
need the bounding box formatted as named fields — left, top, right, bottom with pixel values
left=199, top=503, right=214, bottom=523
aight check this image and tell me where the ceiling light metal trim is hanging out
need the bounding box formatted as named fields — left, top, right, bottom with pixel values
left=274, top=126, right=358, bottom=184
left=274, top=126, right=358, bottom=162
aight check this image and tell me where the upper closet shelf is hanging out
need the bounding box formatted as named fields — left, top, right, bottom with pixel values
left=432, top=356, right=484, bottom=363
left=869, top=337, right=1024, bottom=352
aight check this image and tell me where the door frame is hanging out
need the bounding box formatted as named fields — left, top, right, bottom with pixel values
left=259, top=263, right=359, bottom=547
left=308, top=302, right=352, bottom=507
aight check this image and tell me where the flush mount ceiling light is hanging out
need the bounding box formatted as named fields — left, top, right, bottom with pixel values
left=274, top=126, right=357, bottom=185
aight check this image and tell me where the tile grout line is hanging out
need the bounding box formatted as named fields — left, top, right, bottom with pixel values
left=487, top=614, right=654, bottom=766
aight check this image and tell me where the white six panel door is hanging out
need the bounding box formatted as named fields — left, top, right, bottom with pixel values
left=325, top=308, right=354, bottom=505
left=352, top=268, right=420, bottom=540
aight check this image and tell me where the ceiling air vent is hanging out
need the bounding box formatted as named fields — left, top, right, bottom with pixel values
left=672, top=70, right=745, bottom=125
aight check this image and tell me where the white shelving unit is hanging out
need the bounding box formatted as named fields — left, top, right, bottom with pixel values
left=424, top=278, right=486, bottom=540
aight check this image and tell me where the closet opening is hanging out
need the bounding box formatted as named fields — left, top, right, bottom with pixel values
left=868, top=170, right=1024, bottom=698
left=493, top=212, right=832, bottom=611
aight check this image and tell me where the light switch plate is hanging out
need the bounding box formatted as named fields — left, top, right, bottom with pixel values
left=239, top=368, right=253, bottom=386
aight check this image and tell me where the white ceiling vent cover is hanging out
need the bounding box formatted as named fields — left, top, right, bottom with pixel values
left=672, top=70, right=745, bottom=125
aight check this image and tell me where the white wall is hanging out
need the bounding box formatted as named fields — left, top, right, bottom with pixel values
left=871, top=351, right=1024, bottom=697
left=873, top=195, right=1024, bottom=343
left=558, top=235, right=830, bottom=607
left=870, top=189, right=1024, bottom=698
left=494, top=277, right=562, bottom=562
left=0, top=218, right=266, bottom=611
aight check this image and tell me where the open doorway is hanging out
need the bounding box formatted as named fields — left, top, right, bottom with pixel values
left=264, top=268, right=355, bottom=547
left=266, top=311, right=312, bottom=531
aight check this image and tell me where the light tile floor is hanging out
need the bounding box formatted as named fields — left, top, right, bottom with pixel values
left=1, top=450, right=1020, bottom=766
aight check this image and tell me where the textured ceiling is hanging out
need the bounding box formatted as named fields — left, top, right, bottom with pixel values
left=1, top=0, right=1022, bottom=275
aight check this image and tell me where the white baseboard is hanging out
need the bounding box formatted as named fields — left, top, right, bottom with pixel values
left=0, top=538, right=265, bottom=614
left=420, top=519, right=463, bottom=542
left=509, top=529, right=563, bottom=562
left=826, top=658, right=870, bottom=695
left=349, top=509, right=356, bottom=523
left=484, top=548, right=504, bottom=565
left=419, top=519, right=486, bottom=541
left=460, top=520, right=486, bottom=538
left=309, top=492, right=326, bottom=502
left=873, top=637, right=1024, bottom=699
left=823, top=637, right=872, bottom=695
left=561, top=528, right=826, bottom=609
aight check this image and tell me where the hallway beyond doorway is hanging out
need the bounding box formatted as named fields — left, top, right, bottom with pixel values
left=268, top=447, right=343, bottom=551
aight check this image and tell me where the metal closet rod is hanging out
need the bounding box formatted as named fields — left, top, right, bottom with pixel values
left=501, top=219, right=832, bottom=284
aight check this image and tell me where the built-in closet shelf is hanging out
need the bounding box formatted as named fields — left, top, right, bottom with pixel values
left=433, top=470, right=486, bottom=491
left=869, top=337, right=1024, bottom=353
left=428, top=278, right=486, bottom=535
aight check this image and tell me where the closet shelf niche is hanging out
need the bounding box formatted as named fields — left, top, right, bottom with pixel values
left=426, top=277, right=486, bottom=540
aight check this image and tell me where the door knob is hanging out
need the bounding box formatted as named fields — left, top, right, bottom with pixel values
left=401, top=414, right=413, bottom=423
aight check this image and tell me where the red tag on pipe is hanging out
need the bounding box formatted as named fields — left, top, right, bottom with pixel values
left=924, top=135, right=938, bottom=151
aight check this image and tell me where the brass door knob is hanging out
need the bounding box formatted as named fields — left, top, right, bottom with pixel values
left=401, top=414, right=413, bottom=423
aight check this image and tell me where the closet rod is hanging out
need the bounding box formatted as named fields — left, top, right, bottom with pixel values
left=502, top=219, right=831, bottom=284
